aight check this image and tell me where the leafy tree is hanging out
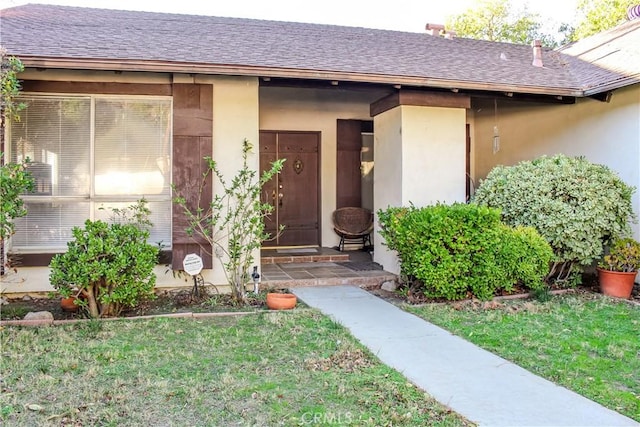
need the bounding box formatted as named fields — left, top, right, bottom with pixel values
left=446, top=0, right=557, bottom=46
left=570, top=0, right=638, bottom=40
left=173, top=139, right=285, bottom=305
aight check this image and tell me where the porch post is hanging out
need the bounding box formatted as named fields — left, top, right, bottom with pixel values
left=371, top=91, right=469, bottom=274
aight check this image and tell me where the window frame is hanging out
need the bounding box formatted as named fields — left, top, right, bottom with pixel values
left=7, top=91, right=173, bottom=261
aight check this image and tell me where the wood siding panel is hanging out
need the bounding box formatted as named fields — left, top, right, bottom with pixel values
left=171, top=84, right=213, bottom=269
left=22, top=80, right=172, bottom=96
left=336, top=120, right=362, bottom=208
left=370, top=90, right=471, bottom=116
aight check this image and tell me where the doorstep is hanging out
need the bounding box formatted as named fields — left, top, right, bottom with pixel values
left=260, top=261, right=396, bottom=290
left=261, top=247, right=349, bottom=264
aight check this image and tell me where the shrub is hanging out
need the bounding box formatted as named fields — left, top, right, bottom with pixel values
left=378, top=203, right=553, bottom=301
left=49, top=200, right=158, bottom=318
left=0, top=154, right=33, bottom=242
left=473, top=155, right=635, bottom=282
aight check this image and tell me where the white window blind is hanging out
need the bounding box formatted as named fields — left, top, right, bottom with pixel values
left=10, top=95, right=172, bottom=253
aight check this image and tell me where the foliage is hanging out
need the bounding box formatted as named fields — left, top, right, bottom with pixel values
left=0, top=48, right=25, bottom=125
left=598, top=237, right=640, bottom=272
left=474, top=155, right=635, bottom=282
left=378, top=203, right=553, bottom=301
left=49, top=200, right=159, bottom=318
left=1, top=50, right=32, bottom=274
left=173, top=139, right=285, bottom=305
left=0, top=153, right=33, bottom=242
left=446, top=0, right=558, bottom=46
left=569, top=0, right=638, bottom=41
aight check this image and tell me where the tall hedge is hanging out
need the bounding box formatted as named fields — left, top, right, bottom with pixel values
left=378, top=203, right=553, bottom=300
left=473, top=155, right=635, bottom=280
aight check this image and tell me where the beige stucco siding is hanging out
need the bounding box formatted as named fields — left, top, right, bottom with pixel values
left=473, top=84, right=640, bottom=237
left=373, top=105, right=467, bottom=274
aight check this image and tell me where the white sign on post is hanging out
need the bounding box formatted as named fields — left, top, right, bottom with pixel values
left=182, top=253, right=204, bottom=276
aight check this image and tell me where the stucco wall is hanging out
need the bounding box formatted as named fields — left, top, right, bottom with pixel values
left=259, top=86, right=385, bottom=247
left=372, top=107, right=403, bottom=274
left=373, top=105, right=467, bottom=274
left=473, top=84, right=640, bottom=237
left=196, top=74, right=261, bottom=286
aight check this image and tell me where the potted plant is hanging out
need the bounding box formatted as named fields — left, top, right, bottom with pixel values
left=597, top=237, right=640, bottom=299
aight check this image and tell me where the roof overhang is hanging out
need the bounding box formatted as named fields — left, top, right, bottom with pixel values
left=19, top=56, right=587, bottom=99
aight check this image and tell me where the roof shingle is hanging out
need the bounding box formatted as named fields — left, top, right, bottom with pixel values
left=1, top=4, right=638, bottom=96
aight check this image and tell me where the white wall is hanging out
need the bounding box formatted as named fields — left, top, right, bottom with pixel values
left=373, top=107, right=404, bottom=275
left=373, top=105, right=467, bottom=274
left=198, top=74, right=261, bottom=286
left=473, top=84, right=640, bottom=237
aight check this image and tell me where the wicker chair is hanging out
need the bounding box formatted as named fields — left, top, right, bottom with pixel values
left=332, top=207, right=373, bottom=251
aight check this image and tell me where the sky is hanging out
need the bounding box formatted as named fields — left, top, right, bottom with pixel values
left=0, top=0, right=580, bottom=34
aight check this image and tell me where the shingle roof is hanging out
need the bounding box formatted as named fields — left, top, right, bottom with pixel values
left=559, top=19, right=640, bottom=95
left=1, top=4, right=638, bottom=97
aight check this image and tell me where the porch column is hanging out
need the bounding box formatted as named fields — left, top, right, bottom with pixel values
left=371, top=91, right=469, bottom=274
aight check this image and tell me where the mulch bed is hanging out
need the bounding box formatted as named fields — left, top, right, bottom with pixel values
left=0, top=289, right=267, bottom=322
left=2, top=273, right=638, bottom=323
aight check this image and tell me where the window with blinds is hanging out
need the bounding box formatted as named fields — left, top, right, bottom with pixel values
left=9, top=95, right=172, bottom=253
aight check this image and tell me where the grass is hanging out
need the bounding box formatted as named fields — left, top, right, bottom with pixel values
left=0, top=310, right=471, bottom=426
left=405, top=291, right=640, bottom=421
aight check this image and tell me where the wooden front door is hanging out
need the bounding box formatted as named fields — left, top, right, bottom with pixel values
left=260, top=131, right=320, bottom=247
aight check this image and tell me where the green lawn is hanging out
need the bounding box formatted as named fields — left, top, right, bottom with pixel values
left=405, top=292, right=640, bottom=421
left=1, top=310, right=471, bottom=426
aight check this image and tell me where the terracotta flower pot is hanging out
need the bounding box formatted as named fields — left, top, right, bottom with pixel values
left=597, top=268, right=636, bottom=299
left=266, top=293, right=297, bottom=310
left=60, top=297, right=80, bottom=312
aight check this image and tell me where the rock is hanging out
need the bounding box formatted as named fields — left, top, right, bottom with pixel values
left=24, top=311, right=54, bottom=321
left=381, top=280, right=397, bottom=292
left=0, top=297, right=8, bottom=306
left=22, top=295, right=33, bottom=301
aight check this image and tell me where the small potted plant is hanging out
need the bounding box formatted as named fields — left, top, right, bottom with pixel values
left=597, top=237, right=640, bottom=299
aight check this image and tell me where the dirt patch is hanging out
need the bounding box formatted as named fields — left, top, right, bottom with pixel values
left=369, top=272, right=640, bottom=307
left=0, top=289, right=268, bottom=321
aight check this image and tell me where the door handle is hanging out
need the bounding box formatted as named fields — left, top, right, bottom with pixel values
left=278, top=192, right=284, bottom=207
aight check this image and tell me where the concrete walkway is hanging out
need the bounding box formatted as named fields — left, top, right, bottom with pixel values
left=292, top=285, right=638, bottom=427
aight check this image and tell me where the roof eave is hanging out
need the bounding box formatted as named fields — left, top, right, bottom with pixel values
left=20, top=56, right=585, bottom=98
left=581, top=75, right=640, bottom=96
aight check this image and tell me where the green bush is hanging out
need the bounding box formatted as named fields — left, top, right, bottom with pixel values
left=378, top=203, right=553, bottom=301
left=49, top=200, right=158, bottom=318
left=473, top=155, right=635, bottom=281
left=0, top=154, right=33, bottom=242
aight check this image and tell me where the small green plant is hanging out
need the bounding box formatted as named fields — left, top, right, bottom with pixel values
left=598, top=237, right=640, bottom=272
left=173, top=139, right=285, bottom=305
left=378, top=203, right=553, bottom=301
left=474, top=154, right=635, bottom=283
left=0, top=153, right=33, bottom=242
left=49, top=199, right=159, bottom=318
left=1, top=51, right=32, bottom=275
